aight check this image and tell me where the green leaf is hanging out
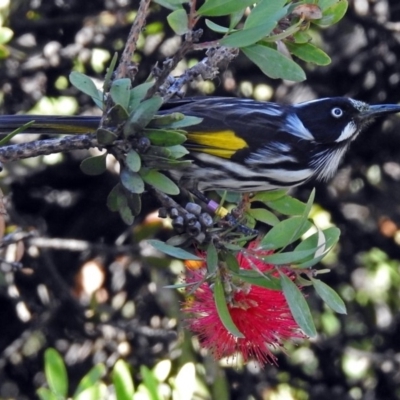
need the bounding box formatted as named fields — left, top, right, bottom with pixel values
left=167, top=9, right=188, bottom=35
left=80, top=153, right=107, bottom=176
left=69, top=72, right=102, bottom=104
left=140, top=366, right=162, bottom=400
left=206, top=242, right=218, bottom=273
left=107, top=184, right=123, bottom=212
left=36, top=388, right=59, bottom=400
left=112, top=360, right=134, bottom=400
left=260, top=216, right=312, bottom=250
left=128, top=82, right=154, bottom=112
left=260, top=247, right=322, bottom=265
left=205, top=19, right=230, bottom=33
left=222, top=250, right=240, bottom=273
left=285, top=42, right=331, bottom=66
left=293, top=31, right=312, bottom=44
left=0, top=27, right=13, bottom=45
left=120, top=167, right=145, bottom=194
left=124, top=96, right=163, bottom=137
left=140, top=169, right=180, bottom=195
left=147, top=239, right=202, bottom=260
left=251, top=189, right=287, bottom=203
left=74, top=364, right=106, bottom=398
left=74, top=383, right=107, bottom=400
left=143, top=129, right=187, bottom=146
left=110, top=78, right=131, bottom=111
left=242, top=44, right=306, bottom=82
left=244, top=0, right=287, bottom=29
left=103, top=52, right=118, bottom=92
left=232, top=270, right=281, bottom=290
left=109, top=104, right=129, bottom=125
left=126, top=150, right=141, bottom=172
left=311, top=278, right=347, bottom=314
left=119, top=204, right=135, bottom=225
left=229, top=8, right=245, bottom=29
left=44, top=348, right=68, bottom=398
left=0, top=120, right=35, bottom=146
left=280, top=273, right=316, bottom=337
left=313, top=0, right=348, bottom=27
left=319, top=0, right=340, bottom=11
left=246, top=208, right=280, bottom=226
left=96, top=128, right=117, bottom=145
left=197, top=0, right=255, bottom=17
left=266, top=196, right=306, bottom=216
left=153, top=0, right=188, bottom=11
left=166, top=144, right=189, bottom=159
left=214, top=277, right=244, bottom=338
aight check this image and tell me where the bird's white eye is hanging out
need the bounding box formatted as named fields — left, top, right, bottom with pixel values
left=331, top=107, right=343, bottom=118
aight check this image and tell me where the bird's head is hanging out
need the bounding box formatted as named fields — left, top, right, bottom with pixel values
left=293, top=97, right=400, bottom=144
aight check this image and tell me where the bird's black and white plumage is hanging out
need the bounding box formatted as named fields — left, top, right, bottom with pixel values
left=0, top=96, right=399, bottom=193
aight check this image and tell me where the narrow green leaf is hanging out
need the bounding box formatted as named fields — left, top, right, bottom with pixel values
left=285, top=42, right=331, bottom=66
left=246, top=208, right=280, bottom=226
left=44, top=348, right=68, bottom=398
left=166, top=144, right=189, bottom=159
left=311, top=278, right=347, bottom=314
left=313, top=0, right=348, bottom=27
left=110, top=78, right=131, bottom=110
left=147, top=239, right=202, bottom=260
left=293, top=31, right=312, bottom=44
left=0, top=120, right=35, bottom=146
left=229, top=8, right=245, bottom=30
left=319, top=0, right=340, bottom=11
left=74, top=364, right=106, bottom=397
left=197, top=0, right=255, bottom=17
left=120, top=167, right=145, bottom=194
left=205, top=19, right=230, bottom=33
left=167, top=9, right=188, bottom=35
left=242, top=44, right=306, bottom=82
left=260, top=217, right=312, bottom=250
left=206, top=242, right=218, bottom=273
left=251, top=189, right=287, bottom=203
left=153, top=0, right=188, bottom=11
left=112, top=360, right=134, bottom=400
left=74, top=383, right=107, bottom=400
left=119, top=204, right=135, bottom=225
left=280, top=273, right=317, bottom=337
left=36, top=388, right=59, bottom=400
left=260, top=247, right=322, bottom=265
left=140, top=169, right=180, bottom=195
left=143, top=129, right=187, bottom=146
left=107, top=184, right=123, bottom=212
left=244, top=0, right=287, bottom=29
left=103, top=52, right=118, bottom=92
left=96, top=128, right=117, bottom=145
left=222, top=250, right=240, bottom=273
left=232, top=270, right=281, bottom=290
left=214, top=277, right=244, bottom=338
left=126, top=150, right=141, bottom=172
left=140, top=365, right=162, bottom=400
left=80, top=153, right=107, bottom=176
left=124, top=96, right=163, bottom=137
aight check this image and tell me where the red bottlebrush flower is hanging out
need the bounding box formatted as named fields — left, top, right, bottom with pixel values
left=182, top=241, right=305, bottom=366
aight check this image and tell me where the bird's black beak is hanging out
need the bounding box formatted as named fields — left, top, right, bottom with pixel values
left=362, top=104, right=400, bottom=119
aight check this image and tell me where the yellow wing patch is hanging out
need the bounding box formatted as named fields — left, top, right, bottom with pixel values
left=186, top=130, right=248, bottom=159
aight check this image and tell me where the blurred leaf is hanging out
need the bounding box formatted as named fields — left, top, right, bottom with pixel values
left=167, top=9, right=188, bottom=35
left=0, top=27, right=13, bottom=44
left=37, top=388, right=59, bottom=400
left=206, top=242, right=218, bottom=273
left=313, top=0, right=348, bottom=27
left=120, top=167, right=145, bottom=194
left=148, top=239, right=202, bottom=260
left=96, top=128, right=117, bottom=145
left=107, top=184, right=123, bottom=212
left=110, top=78, right=131, bottom=111
left=103, top=52, right=118, bottom=92
left=128, top=82, right=154, bottom=112
left=112, top=360, right=134, bottom=400
left=232, top=270, right=281, bottom=290
left=119, top=204, right=135, bottom=225
left=140, top=365, right=162, bottom=400
left=205, top=19, right=230, bottom=33
left=167, top=144, right=189, bottom=159
left=124, top=96, right=163, bottom=137
left=319, top=0, right=339, bottom=11
left=109, top=104, right=129, bottom=125
left=126, top=150, right=141, bottom=172
left=0, top=120, right=35, bottom=146
left=74, top=364, right=106, bottom=397
left=197, top=0, right=255, bottom=17
left=144, top=129, right=187, bottom=146
left=247, top=208, right=280, bottom=226
left=44, top=348, right=68, bottom=398
left=140, top=169, right=180, bottom=195
left=153, top=0, right=188, bottom=11
left=285, top=42, right=331, bottom=65
left=311, top=278, right=347, bottom=314
left=74, top=383, right=107, bottom=400
left=214, top=277, right=244, bottom=338
left=280, top=273, right=316, bottom=337
left=230, top=8, right=245, bottom=29
left=293, top=31, right=312, bottom=43
left=80, top=153, right=107, bottom=176
left=242, top=44, right=306, bottom=81
left=260, top=217, right=312, bottom=250
left=70, top=72, right=102, bottom=104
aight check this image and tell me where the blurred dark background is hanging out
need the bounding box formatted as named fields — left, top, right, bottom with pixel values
left=1, top=1, right=400, bottom=399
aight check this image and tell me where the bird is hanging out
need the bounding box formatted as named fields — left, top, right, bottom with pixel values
left=0, top=96, right=400, bottom=193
